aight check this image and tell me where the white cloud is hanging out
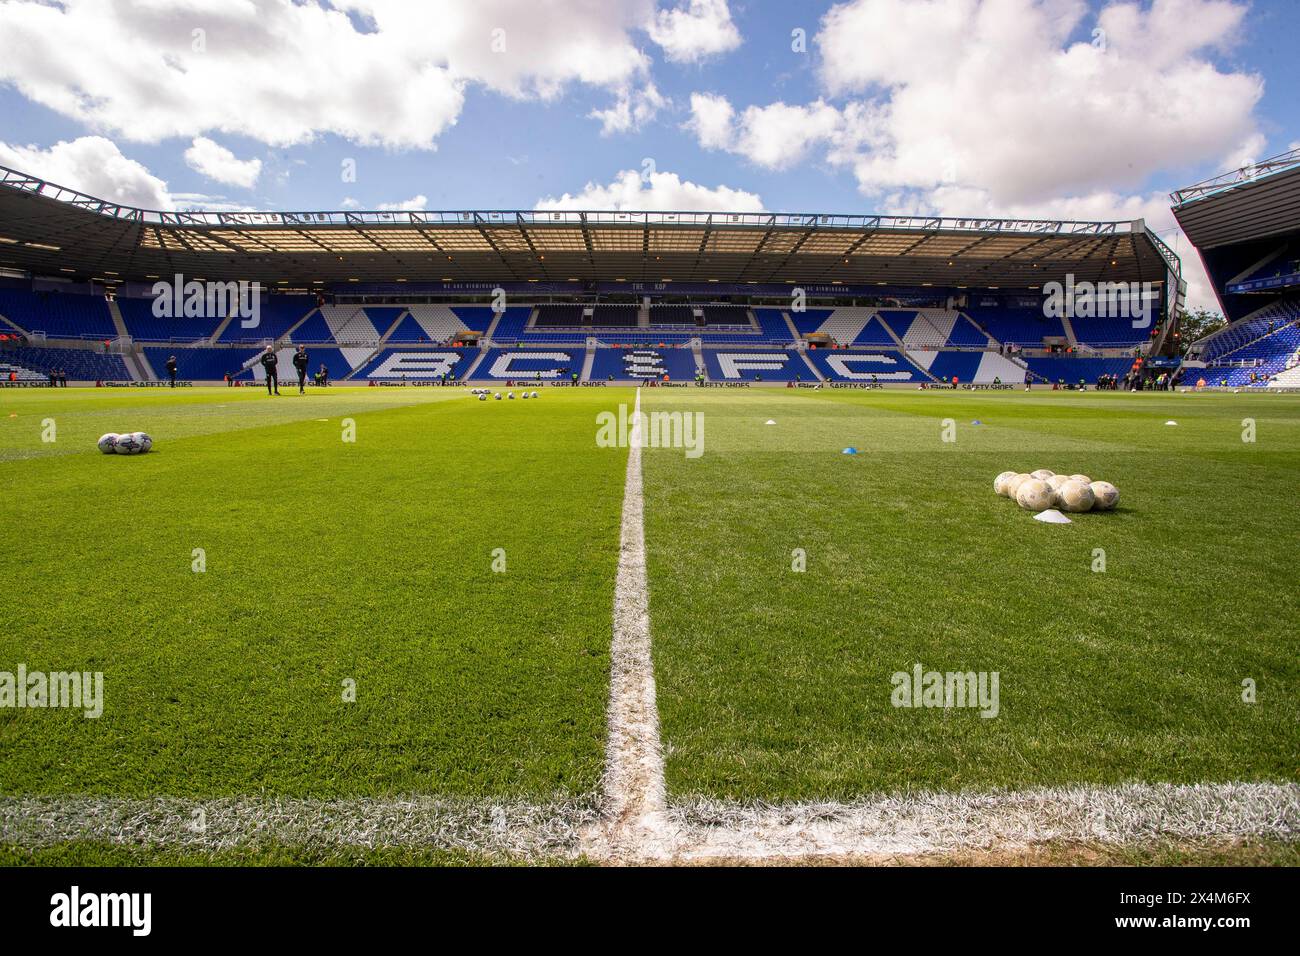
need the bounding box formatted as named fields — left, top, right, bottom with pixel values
left=339, top=197, right=362, bottom=210
left=686, top=94, right=844, bottom=170
left=378, top=194, right=429, bottom=211
left=0, top=135, right=177, bottom=210
left=590, top=82, right=669, bottom=136
left=184, top=137, right=263, bottom=188
left=0, top=0, right=665, bottom=150
left=813, top=0, right=1262, bottom=205
left=536, top=168, right=763, bottom=211
left=646, top=0, right=741, bottom=62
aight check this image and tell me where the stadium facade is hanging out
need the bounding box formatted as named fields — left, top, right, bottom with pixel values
left=1, top=161, right=1187, bottom=388
left=1173, top=147, right=1300, bottom=388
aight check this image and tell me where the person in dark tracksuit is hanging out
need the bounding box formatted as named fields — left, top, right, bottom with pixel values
left=165, top=354, right=178, bottom=387
left=260, top=346, right=280, bottom=395
left=292, top=345, right=309, bottom=393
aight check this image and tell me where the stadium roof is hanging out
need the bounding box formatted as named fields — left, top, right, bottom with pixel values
left=1172, top=147, right=1300, bottom=250
left=0, top=162, right=1180, bottom=290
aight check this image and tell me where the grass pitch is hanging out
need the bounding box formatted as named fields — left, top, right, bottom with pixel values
left=640, top=388, right=1299, bottom=801
left=1, top=384, right=1297, bottom=862
left=0, top=386, right=627, bottom=799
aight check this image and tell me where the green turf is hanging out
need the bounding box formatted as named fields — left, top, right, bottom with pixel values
left=641, top=388, right=1300, bottom=801
left=0, top=386, right=632, bottom=798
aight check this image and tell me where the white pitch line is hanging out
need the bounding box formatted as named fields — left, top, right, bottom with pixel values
left=0, top=796, right=596, bottom=859
left=661, top=782, right=1300, bottom=862
left=591, top=386, right=670, bottom=861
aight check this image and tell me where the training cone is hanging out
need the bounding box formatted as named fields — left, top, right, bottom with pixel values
left=1033, top=509, right=1072, bottom=524
left=765, top=420, right=777, bottom=425
left=842, top=447, right=858, bottom=455
left=1165, top=420, right=1178, bottom=426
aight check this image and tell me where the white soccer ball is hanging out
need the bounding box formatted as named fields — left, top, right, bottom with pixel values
left=97, top=433, right=119, bottom=454
left=1089, top=481, right=1120, bottom=510
left=1056, top=479, right=1095, bottom=513
left=131, top=432, right=152, bottom=453
left=994, top=470, right=1018, bottom=496
left=1030, top=469, right=1055, bottom=480
left=1016, top=478, right=1055, bottom=511
left=113, top=433, right=142, bottom=455
left=1005, top=473, right=1032, bottom=499
left=478, top=394, right=487, bottom=401
left=494, top=392, right=502, bottom=400
left=1046, top=474, right=1069, bottom=494
left=521, top=392, right=529, bottom=400
left=507, top=391, right=514, bottom=399
left=531, top=391, right=539, bottom=398
left=1068, top=473, right=1092, bottom=485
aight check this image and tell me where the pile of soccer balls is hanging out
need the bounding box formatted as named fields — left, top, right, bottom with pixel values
left=98, top=432, right=153, bottom=455
left=472, top=388, right=540, bottom=402
left=994, top=469, right=1119, bottom=513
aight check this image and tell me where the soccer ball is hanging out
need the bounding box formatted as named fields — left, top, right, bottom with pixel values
left=478, top=394, right=487, bottom=402
left=494, top=392, right=502, bottom=400
left=1005, top=473, right=1032, bottom=499
left=1068, top=473, right=1092, bottom=485
left=1089, top=481, right=1120, bottom=510
left=97, top=433, right=119, bottom=454
left=531, top=391, right=539, bottom=398
left=507, top=391, right=514, bottom=399
left=132, top=432, right=152, bottom=453
left=113, top=433, right=142, bottom=455
left=993, top=470, right=1017, bottom=496
left=1056, top=479, right=1095, bottom=513
left=1015, top=478, right=1054, bottom=511
left=1046, top=474, right=1069, bottom=494
left=521, top=392, right=529, bottom=400
left=1030, top=469, right=1055, bottom=480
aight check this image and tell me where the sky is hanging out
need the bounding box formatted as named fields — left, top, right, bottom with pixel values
left=0, top=0, right=1297, bottom=310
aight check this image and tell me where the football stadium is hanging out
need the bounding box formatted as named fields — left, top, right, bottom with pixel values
left=0, top=3, right=1297, bottom=924
left=1, top=147, right=1297, bottom=872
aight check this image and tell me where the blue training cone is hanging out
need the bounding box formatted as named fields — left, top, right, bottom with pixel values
left=842, top=447, right=858, bottom=455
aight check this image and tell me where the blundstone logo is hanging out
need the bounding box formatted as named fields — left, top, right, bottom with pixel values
left=50, top=886, right=151, bottom=936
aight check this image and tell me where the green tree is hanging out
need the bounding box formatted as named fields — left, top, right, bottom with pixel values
left=1175, top=307, right=1228, bottom=355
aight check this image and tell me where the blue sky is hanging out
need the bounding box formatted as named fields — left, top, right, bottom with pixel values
left=0, top=0, right=1296, bottom=307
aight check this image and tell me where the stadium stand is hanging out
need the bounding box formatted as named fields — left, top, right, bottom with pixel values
left=0, top=288, right=116, bottom=339
left=701, top=348, right=814, bottom=382
left=1021, top=356, right=1134, bottom=384
left=481, top=307, right=533, bottom=343
left=649, top=304, right=695, bottom=326
left=589, top=347, right=699, bottom=381
left=469, top=348, right=583, bottom=381
left=217, top=297, right=316, bottom=343
left=2, top=345, right=129, bottom=380
left=117, top=296, right=226, bottom=342
left=963, top=306, right=1065, bottom=346
left=591, top=304, right=639, bottom=327
left=533, top=304, right=586, bottom=327
left=350, top=347, right=481, bottom=380
left=143, top=347, right=259, bottom=381
left=805, top=349, right=927, bottom=382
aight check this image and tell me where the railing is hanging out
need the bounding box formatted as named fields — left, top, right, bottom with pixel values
left=1171, top=147, right=1300, bottom=207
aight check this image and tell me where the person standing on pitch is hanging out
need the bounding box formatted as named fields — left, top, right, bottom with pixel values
left=260, top=346, right=280, bottom=395
left=292, top=344, right=309, bottom=394
left=165, top=354, right=178, bottom=387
